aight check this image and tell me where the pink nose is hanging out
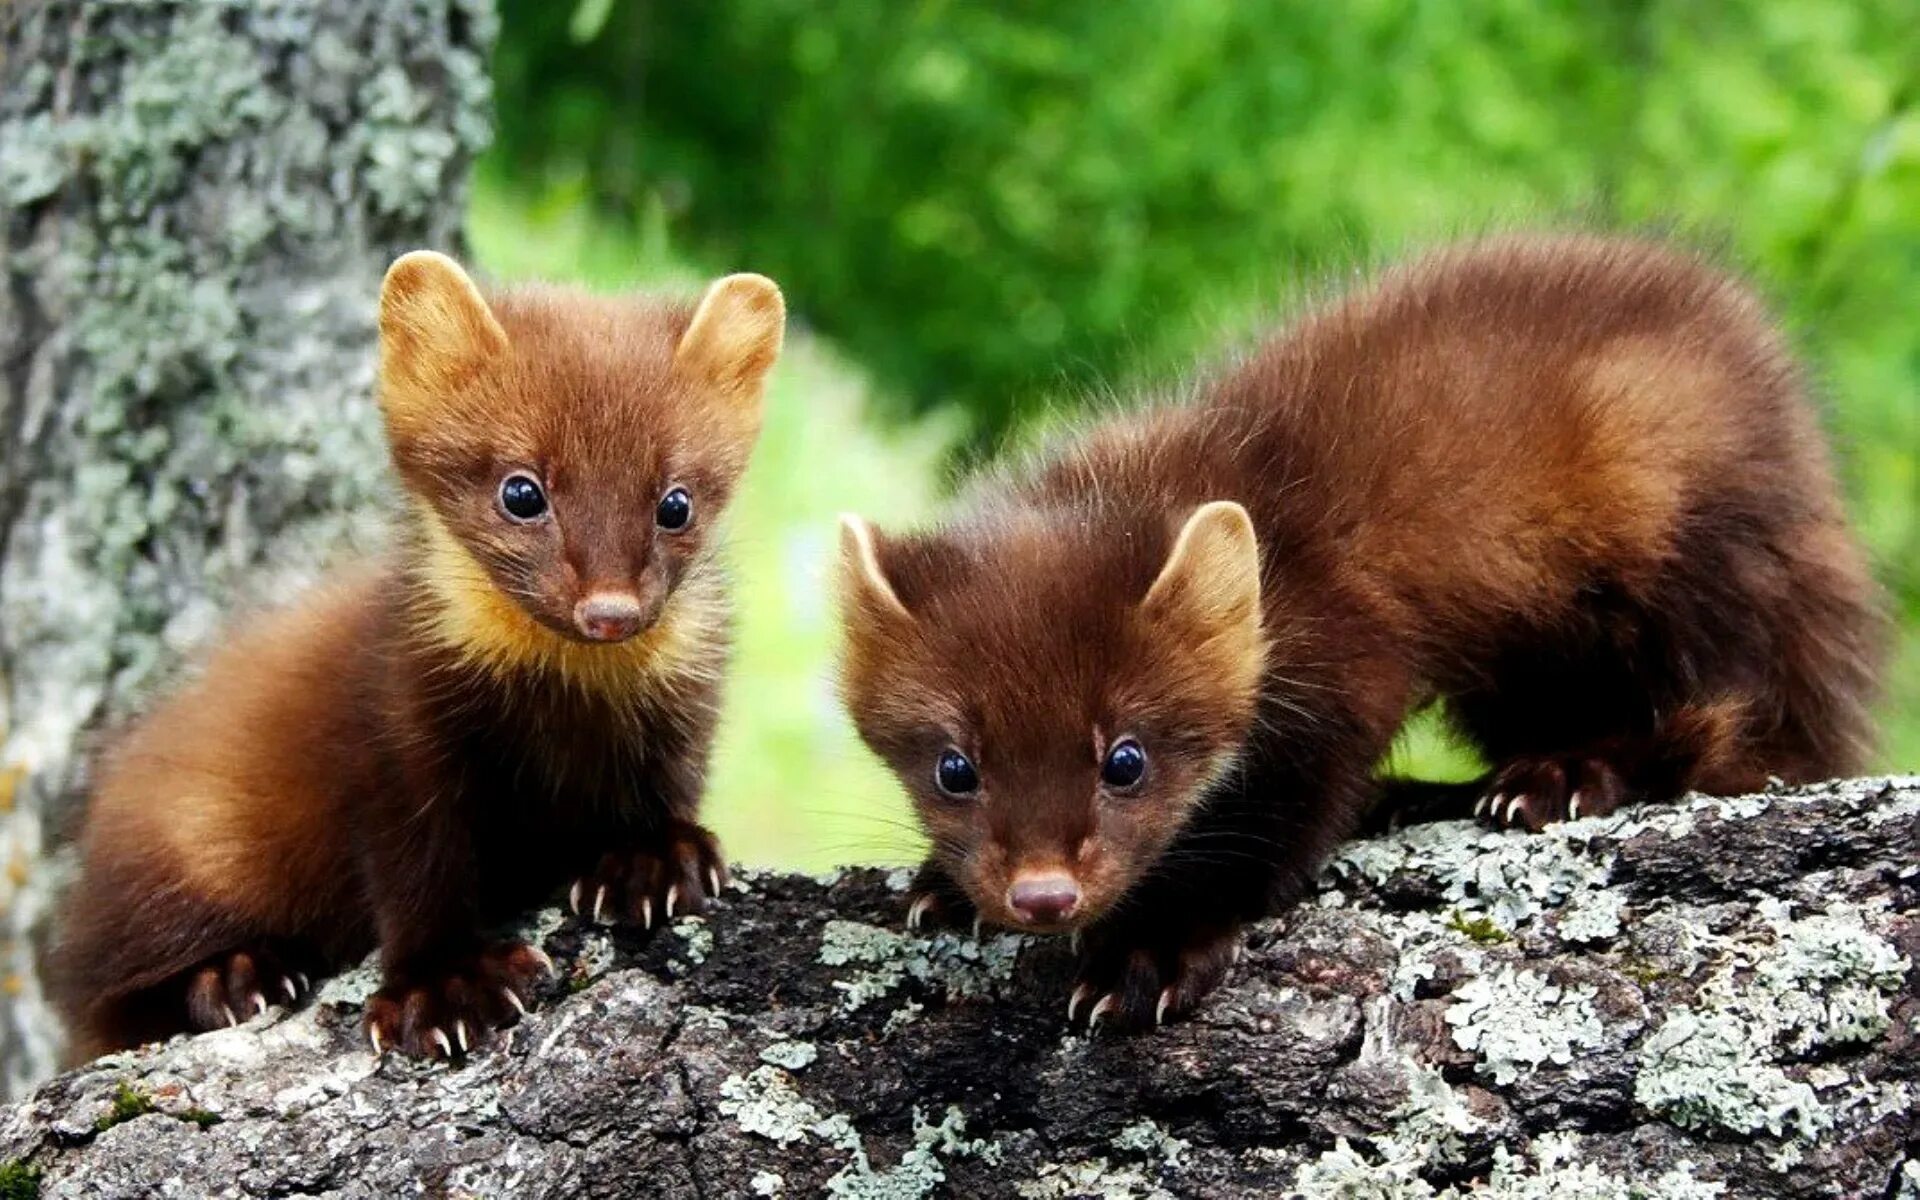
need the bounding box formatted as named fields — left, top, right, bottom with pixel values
left=1007, top=873, right=1082, bottom=924
left=574, top=593, right=643, bottom=642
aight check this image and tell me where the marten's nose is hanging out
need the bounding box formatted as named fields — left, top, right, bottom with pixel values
left=1007, top=872, right=1082, bottom=924
left=574, top=592, right=643, bottom=642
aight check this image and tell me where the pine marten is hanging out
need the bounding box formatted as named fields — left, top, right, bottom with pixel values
left=836, top=234, right=1885, bottom=1031
left=53, top=252, right=784, bottom=1059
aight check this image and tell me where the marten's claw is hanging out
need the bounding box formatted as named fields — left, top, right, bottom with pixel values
left=1479, top=754, right=1627, bottom=832
left=1069, top=924, right=1243, bottom=1032
left=906, top=893, right=937, bottom=931
left=183, top=941, right=322, bottom=1033
left=570, top=821, right=729, bottom=930
left=1066, top=982, right=1097, bottom=1023
left=364, top=940, right=548, bottom=1060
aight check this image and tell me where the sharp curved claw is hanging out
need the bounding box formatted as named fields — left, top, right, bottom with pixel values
left=906, top=894, right=934, bottom=931
left=1067, top=982, right=1096, bottom=1023
left=526, top=945, right=556, bottom=977
left=1567, top=792, right=1584, bottom=821
left=1156, top=987, right=1175, bottom=1026
left=296, top=972, right=311, bottom=995
left=369, top=1025, right=387, bottom=1056
left=429, top=1028, right=453, bottom=1059
left=1088, top=994, right=1119, bottom=1030
left=454, top=1020, right=470, bottom=1054
left=569, top=880, right=584, bottom=915
left=249, top=991, right=267, bottom=1018
left=641, top=896, right=654, bottom=930
left=707, top=867, right=723, bottom=899
left=666, top=884, right=681, bottom=918
left=1476, top=793, right=1496, bottom=818
left=222, top=1005, right=238, bottom=1028
left=1504, top=795, right=1525, bottom=825
left=280, top=976, right=299, bottom=1003
left=592, top=885, right=609, bottom=924
left=971, top=914, right=984, bottom=940
left=1230, top=941, right=1245, bottom=966
left=501, top=987, right=528, bottom=1018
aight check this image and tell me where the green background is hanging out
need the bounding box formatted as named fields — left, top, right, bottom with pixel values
left=473, top=0, right=1920, bottom=870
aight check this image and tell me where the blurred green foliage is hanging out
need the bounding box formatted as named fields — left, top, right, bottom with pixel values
left=478, top=0, right=1920, bottom=865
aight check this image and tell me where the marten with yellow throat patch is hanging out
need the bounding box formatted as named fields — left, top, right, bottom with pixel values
left=54, top=252, right=783, bottom=1059
left=836, top=234, right=1884, bottom=1031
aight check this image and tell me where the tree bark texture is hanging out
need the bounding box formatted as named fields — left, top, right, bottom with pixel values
left=0, top=0, right=496, bottom=1095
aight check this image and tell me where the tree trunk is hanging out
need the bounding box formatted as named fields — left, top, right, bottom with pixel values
left=0, top=0, right=497, bottom=1095
left=0, top=779, right=1911, bottom=1198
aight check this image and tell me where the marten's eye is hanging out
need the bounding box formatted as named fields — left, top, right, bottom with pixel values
left=934, top=749, right=979, bottom=797
left=1101, top=738, right=1147, bottom=790
left=656, top=486, right=693, bottom=531
left=499, top=474, right=548, bottom=522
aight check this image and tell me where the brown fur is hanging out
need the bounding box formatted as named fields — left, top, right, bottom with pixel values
left=54, top=255, right=784, bottom=1058
left=838, top=234, right=1886, bottom=1030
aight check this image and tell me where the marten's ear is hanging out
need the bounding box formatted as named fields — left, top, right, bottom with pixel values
left=378, top=251, right=508, bottom=430
left=1142, top=501, right=1263, bottom=638
left=837, top=513, right=911, bottom=623
left=676, top=274, right=785, bottom=419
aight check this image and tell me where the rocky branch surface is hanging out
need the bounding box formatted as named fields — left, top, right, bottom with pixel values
left=1, top=778, right=1915, bottom=1199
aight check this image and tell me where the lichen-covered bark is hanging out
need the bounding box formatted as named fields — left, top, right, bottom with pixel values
left=0, top=779, right=1911, bottom=1198
left=0, top=0, right=496, bottom=1094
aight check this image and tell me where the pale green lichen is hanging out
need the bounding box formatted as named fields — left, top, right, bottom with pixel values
left=1633, top=898, right=1908, bottom=1142
left=1330, top=820, right=1616, bottom=934
left=1111, top=1118, right=1189, bottom=1169
left=1290, top=1132, right=1725, bottom=1199
left=1445, top=967, right=1605, bottom=1086
left=759, top=1040, right=819, bottom=1071
left=1015, top=1158, right=1167, bottom=1200
left=717, top=1066, right=828, bottom=1146
left=718, top=1070, right=1001, bottom=1195
left=673, top=917, right=715, bottom=969
left=751, top=1171, right=785, bottom=1196
left=817, top=920, right=1024, bottom=1014
left=1635, top=1009, right=1829, bottom=1140
left=824, top=1105, right=1001, bottom=1199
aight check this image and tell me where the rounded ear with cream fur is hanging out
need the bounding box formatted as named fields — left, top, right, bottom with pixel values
left=676, top=274, right=786, bottom=429
left=377, top=251, right=509, bottom=434
left=1142, top=501, right=1267, bottom=694
left=837, top=513, right=910, bottom=623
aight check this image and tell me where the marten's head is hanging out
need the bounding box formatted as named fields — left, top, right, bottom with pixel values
left=837, top=501, right=1268, bottom=932
left=377, top=251, right=782, bottom=683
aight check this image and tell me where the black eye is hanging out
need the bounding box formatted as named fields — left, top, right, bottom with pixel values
left=935, top=749, right=979, bottom=797
left=499, top=474, right=548, bottom=521
left=1101, top=739, right=1147, bottom=789
left=656, top=486, right=692, bottom=531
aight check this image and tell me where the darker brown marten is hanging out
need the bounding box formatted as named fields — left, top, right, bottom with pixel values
left=838, top=234, right=1885, bottom=1031
left=53, top=253, right=784, bottom=1060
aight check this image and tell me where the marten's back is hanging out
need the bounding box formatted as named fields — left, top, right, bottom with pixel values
left=1204, top=235, right=1848, bottom=639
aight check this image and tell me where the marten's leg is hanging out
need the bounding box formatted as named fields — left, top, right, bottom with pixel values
left=76, top=939, right=328, bottom=1056
left=1466, top=699, right=1765, bottom=832
left=54, top=858, right=325, bottom=1058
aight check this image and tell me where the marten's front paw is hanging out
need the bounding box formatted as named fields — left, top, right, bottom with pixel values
left=903, top=861, right=980, bottom=935
left=1477, top=754, right=1627, bottom=832
left=1067, top=925, right=1243, bottom=1033
left=184, top=940, right=321, bottom=1031
left=568, top=820, right=729, bottom=929
left=364, top=941, right=553, bottom=1059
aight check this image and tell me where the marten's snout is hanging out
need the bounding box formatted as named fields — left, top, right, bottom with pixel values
left=1006, top=871, right=1082, bottom=925
left=574, top=592, right=644, bottom=642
